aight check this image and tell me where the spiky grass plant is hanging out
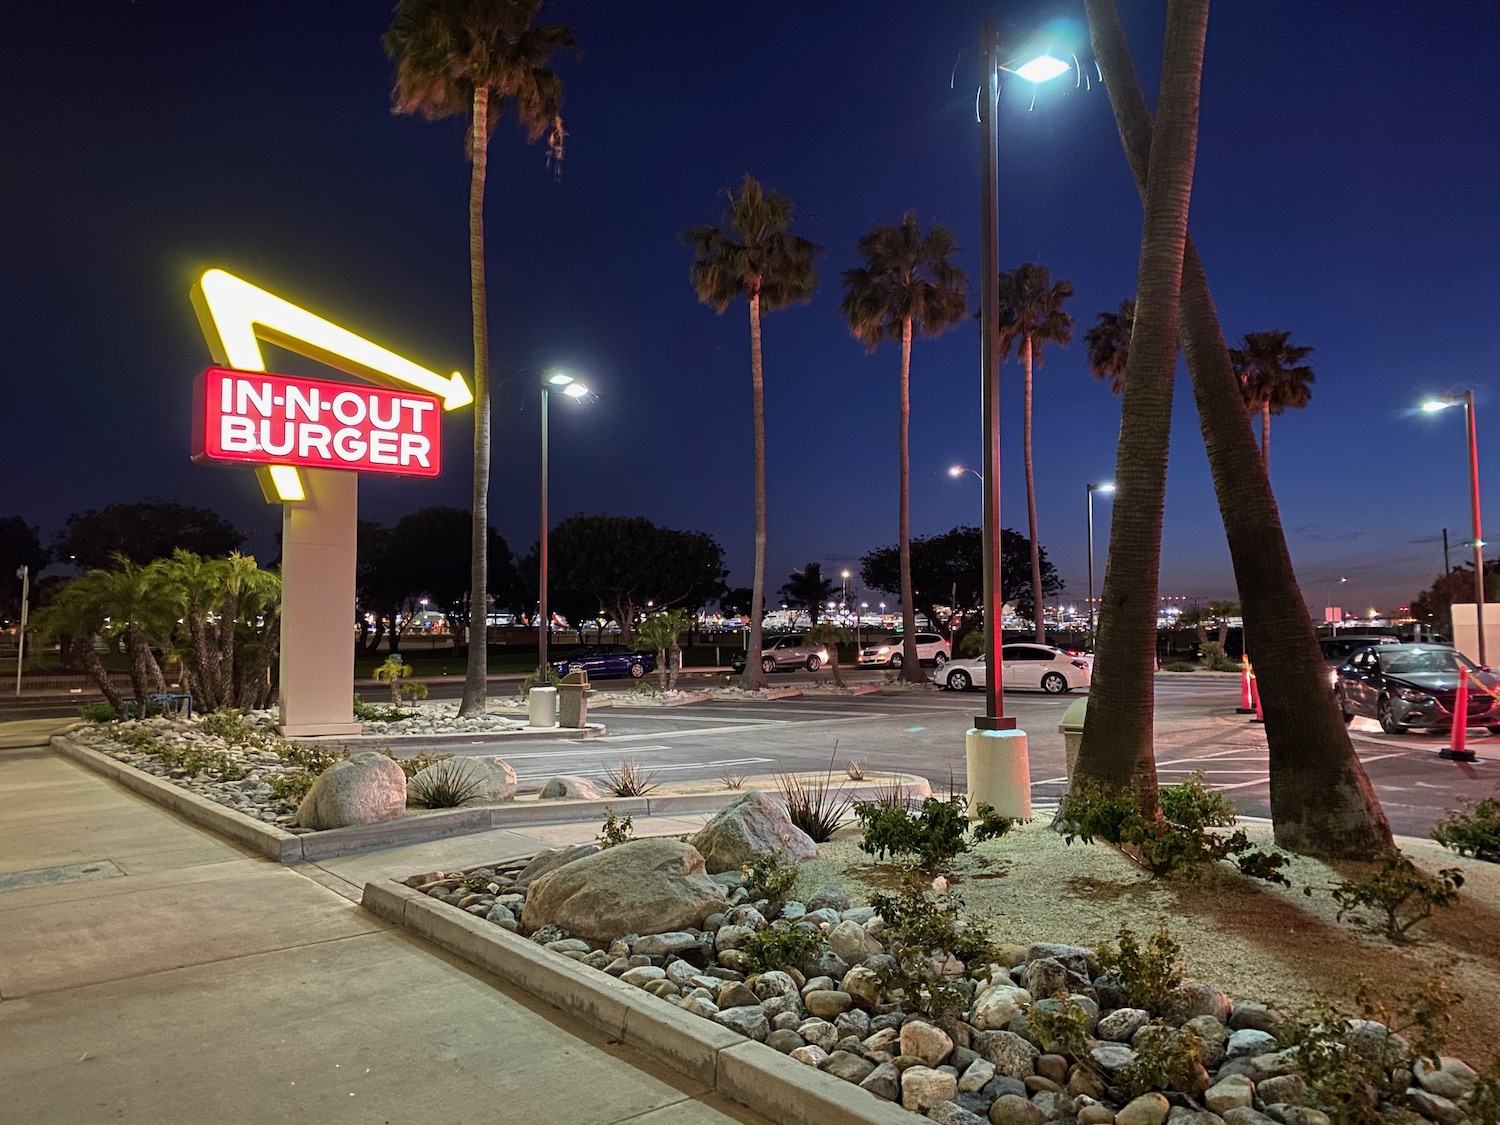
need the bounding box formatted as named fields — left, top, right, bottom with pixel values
left=408, top=757, right=484, bottom=808
left=601, top=756, right=661, bottom=797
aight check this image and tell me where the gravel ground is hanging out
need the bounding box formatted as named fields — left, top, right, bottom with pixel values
left=796, top=817, right=1500, bottom=1066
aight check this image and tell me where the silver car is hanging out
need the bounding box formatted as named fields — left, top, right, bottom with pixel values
left=730, top=634, right=832, bottom=673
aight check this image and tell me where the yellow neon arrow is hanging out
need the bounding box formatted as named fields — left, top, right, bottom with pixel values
left=191, top=269, right=473, bottom=410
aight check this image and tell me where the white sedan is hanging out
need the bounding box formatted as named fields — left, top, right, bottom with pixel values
left=932, top=644, right=1092, bottom=695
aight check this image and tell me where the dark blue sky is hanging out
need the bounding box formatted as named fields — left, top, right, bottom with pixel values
left=6, top=1, right=1498, bottom=616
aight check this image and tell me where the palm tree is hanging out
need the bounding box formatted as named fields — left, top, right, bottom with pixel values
left=1085, top=298, right=1134, bottom=395
left=384, top=0, right=575, bottom=717
left=97, top=557, right=174, bottom=706
left=840, top=213, right=969, bottom=682
left=995, top=263, right=1074, bottom=644
left=682, top=175, right=821, bottom=690
left=1230, top=329, right=1314, bottom=470
left=1084, top=0, right=1390, bottom=856
left=779, top=563, right=835, bottom=626
left=31, top=575, right=126, bottom=714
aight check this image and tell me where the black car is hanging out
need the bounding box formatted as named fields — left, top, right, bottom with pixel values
left=549, top=644, right=655, bottom=679
left=1333, top=643, right=1500, bottom=734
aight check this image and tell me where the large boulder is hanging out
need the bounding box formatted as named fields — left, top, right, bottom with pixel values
left=410, top=755, right=516, bottom=803
left=520, top=838, right=727, bottom=942
left=539, top=774, right=602, bottom=800
left=514, top=843, right=599, bottom=888
left=689, top=789, right=818, bottom=873
left=295, top=752, right=406, bottom=830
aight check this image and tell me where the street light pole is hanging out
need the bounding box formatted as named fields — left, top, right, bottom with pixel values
left=14, top=565, right=28, bottom=698
left=1086, top=482, right=1114, bottom=650
left=1423, top=391, right=1486, bottom=665
left=538, top=371, right=590, bottom=680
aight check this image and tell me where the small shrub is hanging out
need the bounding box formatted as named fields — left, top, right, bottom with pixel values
left=1198, top=641, right=1240, bottom=672
left=1327, top=850, right=1464, bottom=941
left=1124, top=1022, right=1207, bottom=1097
left=855, top=794, right=1016, bottom=873
left=282, top=743, right=349, bottom=775
left=716, top=768, right=748, bottom=790
left=601, top=757, right=660, bottom=797
left=408, top=757, right=483, bottom=808
left=742, top=850, right=799, bottom=902
left=597, top=810, right=635, bottom=849
left=1027, top=993, right=1092, bottom=1059
left=80, top=701, right=119, bottom=722
left=1059, top=774, right=1288, bottom=884
left=198, top=708, right=253, bottom=743
left=1163, top=662, right=1198, bottom=672
left=353, top=693, right=410, bottom=723
left=871, top=885, right=993, bottom=1016
left=1468, top=1058, right=1500, bottom=1125
left=776, top=752, right=852, bottom=843
left=268, top=771, right=318, bottom=803
left=1095, top=922, right=1184, bottom=1011
left=522, top=666, right=563, bottom=693
left=1431, top=796, right=1500, bottom=863
left=845, top=759, right=867, bottom=781
left=739, top=925, right=824, bottom=975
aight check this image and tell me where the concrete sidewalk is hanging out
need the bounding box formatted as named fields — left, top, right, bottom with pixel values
left=0, top=721, right=767, bottom=1125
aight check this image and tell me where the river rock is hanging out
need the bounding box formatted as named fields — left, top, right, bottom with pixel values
left=789, top=1043, right=829, bottom=1067
left=1098, top=1008, right=1152, bottom=1043
left=804, top=989, right=854, bottom=1019
left=1413, top=1057, right=1478, bottom=1100
left=1161, top=982, right=1233, bottom=1025
left=766, top=1028, right=804, bottom=1054
left=1204, top=1075, right=1255, bottom=1114
left=1227, top=1029, right=1277, bottom=1059
left=902, top=1066, right=958, bottom=1111
left=520, top=838, right=725, bottom=942
left=841, top=965, right=883, bottom=1008
left=1117, top=1094, right=1171, bottom=1125
left=827, top=920, right=882, bottom=964
left=689, top=789, right=818, bottom=873
left=861, top=1061, right=901, bottom=1101
left=973, top=984, right=1032, bottom=1031
left=1229, top=1003, right=1286, bottom=1036
left=1404, top=1089, right=1464, bottom=1125
left=806, top=885, right=851, bottom=912
left=826, top=1050, right=876, bottom=1083
left=714, top=1005, right=769, bottom=1040
left=900, top=1020, right=955, bottom=1067
left=930, top=1102, right=989, bottom=1125
left=989, top=1093, right=1047, bottom=1125
left=295, top=751, right=405, bottom=829
left=961, top=1058, right=998, bottom=1093
left=972, top=1030, right=1039, bottom=1078
left=1256, top=1075, right=1306, bottom=1106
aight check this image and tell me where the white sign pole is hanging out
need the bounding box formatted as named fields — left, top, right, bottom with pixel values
left=15, top=564, right=29, bottom=697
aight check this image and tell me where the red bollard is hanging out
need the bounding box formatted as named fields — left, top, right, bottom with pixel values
left=1237, top=657, right=1256, bottom=714
left=1250, top=664, right=1264, bottom=724
left=1440, top=667, right=1478, bottom=762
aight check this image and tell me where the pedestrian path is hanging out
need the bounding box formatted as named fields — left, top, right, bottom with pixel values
left=0, top=721, right=765, bottom=1125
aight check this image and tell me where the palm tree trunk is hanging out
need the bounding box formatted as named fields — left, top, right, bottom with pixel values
left=897, top=318, right=923, bottom=683
left=1086, top=0, right=1391, bottom=856
left=75, top=633, right=126, bottom=714
left=741, top=289, right=769, bottom=690
left=121, top=624, right=154, bottom=709
left=459, top=88, right=493, bottom=717
left=1260, top=401, right=1271, bottom=469
left=215, top=588, right=238, bottom=707
left=1076, top=0, right=1209, bottom=810
left=242, top=612, right=280, bottom=710
left=1023, top=335, right=1045, bottom=644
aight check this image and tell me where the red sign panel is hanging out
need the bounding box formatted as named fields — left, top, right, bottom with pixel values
left=192, top=367, right=441, bottom=477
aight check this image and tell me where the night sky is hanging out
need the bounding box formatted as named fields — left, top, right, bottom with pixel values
left=6, top=1, right=1498, bottom=617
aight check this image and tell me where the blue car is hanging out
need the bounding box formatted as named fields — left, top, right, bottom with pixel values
left=551, top=644, right=655, bottom=680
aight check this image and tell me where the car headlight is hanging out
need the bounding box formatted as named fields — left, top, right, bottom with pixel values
left=1396, top=688, right=1432, bottom=704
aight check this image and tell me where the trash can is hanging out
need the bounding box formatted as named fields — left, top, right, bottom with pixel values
left=1058, top=696, right=1089, bottom=782
left=558, top=669, right=590, bottom=728
left=528, top=685, right=558, bottom=728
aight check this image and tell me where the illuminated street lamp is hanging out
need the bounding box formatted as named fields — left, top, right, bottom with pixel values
left=1421, top=391, right=1486, bottom=666
left=976, top=23, right=1072, bottom=727
left=1086, top=481, right=1115, bottom=649
left=539, top=371, right=590, bottom=679
left=948, top=464, right=982, bottom=483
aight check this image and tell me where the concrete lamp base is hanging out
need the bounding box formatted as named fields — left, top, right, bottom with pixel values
left=965, top=726, right=1031, bottom=820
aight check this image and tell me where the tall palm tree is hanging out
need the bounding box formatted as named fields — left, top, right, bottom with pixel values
left=1085, top=0, right=1390, bottom=856
left=996, top=263, right=1074, bottom=644
left=840, top=214, right=969, bottom=681
left=384, top=0, right=575, bottom=717
left=1086, top=298, right=1135, bottom=395
left=682, top=175, right=821, bottom=691
left=1230, top=329, right=1314, bottom=470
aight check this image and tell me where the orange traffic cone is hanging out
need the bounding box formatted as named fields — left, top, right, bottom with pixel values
left=1237, top=657, right=1256, bottom=714
left=1250, top=663, right=1264, bottom=724
left=1440, top=667, right=1478, bottom=762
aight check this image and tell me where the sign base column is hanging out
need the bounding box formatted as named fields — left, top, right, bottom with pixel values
left=965, top=726, right=1031, bottom=819
left=279, top=468, right=360, bottom=737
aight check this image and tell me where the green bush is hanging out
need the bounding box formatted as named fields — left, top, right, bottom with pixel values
left=381, top=749, right=454, bottom=779
left=1059, top=773, right=1289, bottom=884
left=1124, top=1022, right=1207, bottom=1096
left=742, top=850, right=799, bottom=902
left=281, top=743, right=349, bottom=775
left=1432, top=796, right=1500, bottom=863
left=1026, top=994, right=1092, bottom=1059
left=1162, top=662, right=1198, bottom=672
left=268, top=771, right=318, bottom=803
left=353, top=693, right=410, bottom=723
left=79, top=702, right=118, bottom=722
left=1327, top=850, right=1463, bottom=941
left=1095, top=922, right=1184, bottom=1011
left=870, top=886, right=993, bottom=1016
left=597, top=810, right=634, bottom=849
left=198, top=708, right=253, bottom=742
left=854, top=794, right=1017, bottom=873
left=739, top=925, right=824, bottom=975
left=1197, top=641, right=1240, bottom=672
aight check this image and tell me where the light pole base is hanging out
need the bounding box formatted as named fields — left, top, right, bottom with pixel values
left=965, top=726, right=1031, bottom=820
left=1438, top=747, right=1478, bottom=763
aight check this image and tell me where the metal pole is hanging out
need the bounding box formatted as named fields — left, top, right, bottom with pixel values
left=977, top=21, right=1013, bottom=731
left=15, top=565, right=28, bottom=697
left=539, top=386, right=550, bottom=679
left=1086, top=486, right=1096, bottom=650
left=1467, top=390, right=1486, bottom=666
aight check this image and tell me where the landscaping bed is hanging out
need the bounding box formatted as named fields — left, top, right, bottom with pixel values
left=391, top=811, right=1500, bottom=1125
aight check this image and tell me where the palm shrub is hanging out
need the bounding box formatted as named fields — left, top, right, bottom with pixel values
left=803, top=621, right=852, bottom=686
left=633, top=609, right=692, bottom=690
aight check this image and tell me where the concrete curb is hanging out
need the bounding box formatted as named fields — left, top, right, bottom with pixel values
left=361, top=879, right=914, bottom=1125
left=315, top=723, right=605, bottom=746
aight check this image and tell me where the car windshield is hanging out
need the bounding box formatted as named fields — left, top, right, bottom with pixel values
left=1378, top=648, right=1473, bottom=676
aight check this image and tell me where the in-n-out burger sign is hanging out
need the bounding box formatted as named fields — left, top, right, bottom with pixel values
left=192, top=367, right=441, bottom=477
